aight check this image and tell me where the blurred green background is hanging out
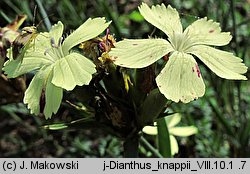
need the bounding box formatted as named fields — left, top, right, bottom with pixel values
left=0, top=0, right=250, bottom=157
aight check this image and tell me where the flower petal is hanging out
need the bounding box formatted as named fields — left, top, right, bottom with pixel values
left=23, top=65, right=63, bottom=118
left=23, top=65, right=52, bottom=115
left=110, top=38, right=173, bottom=68
left=169, top=126, right=198, bottom=137
left=165, top=113, right=182, bottom=128
left=3, top=48, right=54, bottom=78
left=62, top=18, right=111, bottom=53
left=170, top=135, right=179, bottom=156
left=3, top=32, right=54, bottom=78
left=188, top=45, right=247, bottom=80
left=52, top=52, right=96, bottom=90
left=156, top=52, right=205, bottom=103
left=48, top=21, right=64, bottom=45
left=184, top=17, right=232, bottom=46
left=142, top=126, right=158, bottom=135
left=34, top=22, right=63, bottom=50
left=44, top=69, right=63, bottom=119
left=139, top=3, right=182, bottom=38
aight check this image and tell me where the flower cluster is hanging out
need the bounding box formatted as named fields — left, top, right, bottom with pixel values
left=3, top=18, right=110, bottom=118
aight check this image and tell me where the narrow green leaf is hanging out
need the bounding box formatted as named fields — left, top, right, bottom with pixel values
left=43, top=123, right=68, bottom=130
left=157, top=117, right=171, bottom=157
left=139, top=88, right=167, bottom=126
left=35, top=0, right=52, bottom=30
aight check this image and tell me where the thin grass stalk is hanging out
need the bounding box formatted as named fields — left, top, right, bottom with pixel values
left=35, top=0, right=52, bottom=30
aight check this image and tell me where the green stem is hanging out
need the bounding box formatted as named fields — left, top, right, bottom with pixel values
left=140, top=136, right=163, bottom=158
